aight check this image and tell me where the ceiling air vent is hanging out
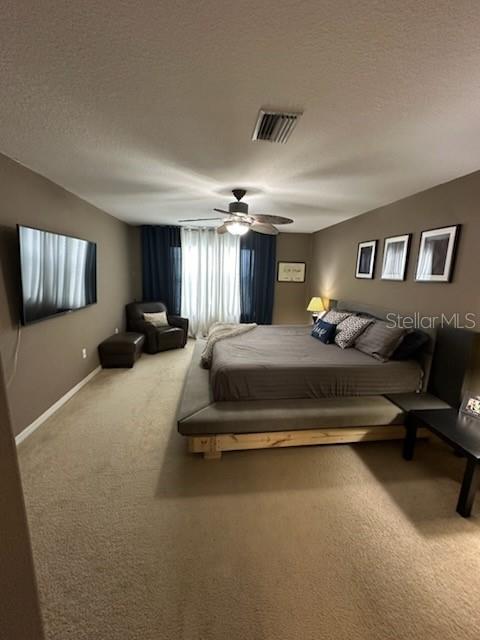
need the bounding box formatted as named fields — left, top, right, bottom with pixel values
left=252, top=109, right=303, bottom=143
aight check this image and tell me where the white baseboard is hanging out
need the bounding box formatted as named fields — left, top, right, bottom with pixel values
left=15, top=366, right=101, bottom=445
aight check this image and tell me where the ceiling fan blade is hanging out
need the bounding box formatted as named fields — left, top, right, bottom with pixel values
left=214, top=207, right=250, bottom=218
left=251, top=222, right=279, bottom=236
left=179, top=217, right=224, bottom=222
left=251, top=214, right=293, bottom=225
left=216, top=224, right=228, bottom=235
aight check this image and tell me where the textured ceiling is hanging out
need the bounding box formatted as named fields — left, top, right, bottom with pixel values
left=1, top=1, right=480, bottom=232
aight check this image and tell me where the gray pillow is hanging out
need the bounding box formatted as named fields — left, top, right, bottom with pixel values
left=335, top=315, right=373, bottom=349
left=355, top=321, right=407, bottom=362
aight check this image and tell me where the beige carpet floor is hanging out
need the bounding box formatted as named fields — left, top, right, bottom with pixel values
left=18, top=341, right=480, bottom=640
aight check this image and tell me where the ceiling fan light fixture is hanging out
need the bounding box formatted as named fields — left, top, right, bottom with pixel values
left=225, top=220, right=250, bottom=236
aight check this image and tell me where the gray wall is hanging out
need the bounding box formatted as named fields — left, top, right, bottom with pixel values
left=128, top=225, right=142, bottom=301
left=0, top=355, right=45, bottom=639
left=273, top=233, right=312, bottom=324
left=310, top=170, right=480, bottom=318
left=310, top=170, right=480, bottom=390
left=0, top=154, right=137, bottom=436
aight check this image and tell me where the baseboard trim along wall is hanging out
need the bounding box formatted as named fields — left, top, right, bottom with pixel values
left=15, top=366, right=101, bottom=445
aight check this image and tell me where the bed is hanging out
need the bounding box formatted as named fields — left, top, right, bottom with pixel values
left=211, top=325, right=423, bottom=401
left=177, top=300, right=435, bottom=458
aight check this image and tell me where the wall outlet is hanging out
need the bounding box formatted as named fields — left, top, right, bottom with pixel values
left=82, top=348, right=87, bottom=359
left=114, top=327, right=119, bottom=334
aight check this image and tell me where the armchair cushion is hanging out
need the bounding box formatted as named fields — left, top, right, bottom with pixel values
left=152, top=327, right=184, bottom=352
left=168, top=314, right=189, bottom=336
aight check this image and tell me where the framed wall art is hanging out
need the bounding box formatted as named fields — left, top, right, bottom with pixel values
left=460, top=393, right=480, bottom=420
left=415, top=225, right=460, bottom=282
left=355, top=240, right=377, bottom=279
left=381, top=234, right=411, bottom=281
left=277, top=262, right=306, bottom=283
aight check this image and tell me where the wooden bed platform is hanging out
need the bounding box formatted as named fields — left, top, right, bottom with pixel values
left=188, top=425, right=430, bottom=459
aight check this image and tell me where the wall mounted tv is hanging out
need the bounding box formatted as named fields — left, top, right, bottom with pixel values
left=18, top=225, right=97, bottom=325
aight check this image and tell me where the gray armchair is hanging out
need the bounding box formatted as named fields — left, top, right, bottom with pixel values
left=126, top=302, right=188, bottom=354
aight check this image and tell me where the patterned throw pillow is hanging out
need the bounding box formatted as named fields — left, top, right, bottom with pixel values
left=335, top=315, right=373, bottom=349
left=355, top=321, right=406, bottom=362
left=311, top=319, right=337, bottom=344
left=322, top=310, right=351, bottom=325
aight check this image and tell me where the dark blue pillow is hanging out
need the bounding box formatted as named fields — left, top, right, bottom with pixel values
left=311, top=319, right=337, bottom=344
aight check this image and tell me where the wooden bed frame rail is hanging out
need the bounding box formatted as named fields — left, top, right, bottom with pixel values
left=188, top=425, right=429, bottom=459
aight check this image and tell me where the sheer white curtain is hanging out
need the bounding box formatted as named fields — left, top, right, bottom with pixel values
left=181, top=228, right=241, bottom=337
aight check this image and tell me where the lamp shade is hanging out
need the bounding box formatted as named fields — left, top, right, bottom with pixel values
left=307, top=297, right=325, bottom=313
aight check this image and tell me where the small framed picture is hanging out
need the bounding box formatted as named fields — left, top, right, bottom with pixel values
left=415, top=224, right=461, bottom=282
left=381, top=234, right=411, bottom=281
left=460, top=394, right=480, bottom=420
left=355, top=240, right=377, bottom=279
left=277, top=262, right=306, bottom=282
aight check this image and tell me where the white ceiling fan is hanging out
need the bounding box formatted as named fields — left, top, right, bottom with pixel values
left=179, top=189, right=293, bottom=235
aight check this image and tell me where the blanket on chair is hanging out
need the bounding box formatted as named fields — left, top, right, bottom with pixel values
left=200, top=322, right=257, bottom=368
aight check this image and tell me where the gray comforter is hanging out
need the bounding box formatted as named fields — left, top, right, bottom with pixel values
left=210, top=325, right=423, bottom=401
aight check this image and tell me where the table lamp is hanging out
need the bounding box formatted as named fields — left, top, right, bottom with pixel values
left=307, top=297, right=325, bottom=323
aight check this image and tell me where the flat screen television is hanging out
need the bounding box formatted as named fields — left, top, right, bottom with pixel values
left=18, top=225, right=97, bottom=325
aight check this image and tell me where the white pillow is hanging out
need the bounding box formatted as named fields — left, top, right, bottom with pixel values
left=143, top=311, right=169, bottom=327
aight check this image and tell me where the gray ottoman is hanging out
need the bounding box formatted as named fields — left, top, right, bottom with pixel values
left=98, top=332, right=145, bottom=368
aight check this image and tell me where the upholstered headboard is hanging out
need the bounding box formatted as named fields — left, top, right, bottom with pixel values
left=331, top=299, right=437, bottom=393
left=428, top=328, right=478, bottom=408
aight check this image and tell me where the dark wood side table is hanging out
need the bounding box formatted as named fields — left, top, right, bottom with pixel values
left=404, top=408, right=480, bottom=518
